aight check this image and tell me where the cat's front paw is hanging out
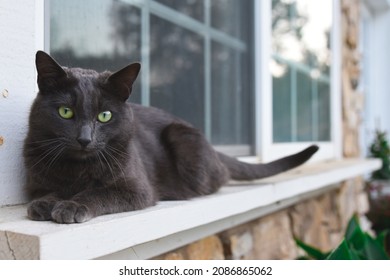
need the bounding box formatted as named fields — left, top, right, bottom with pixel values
left=27, top=199, right=55, bottom=221
left=51, top=201, right=92, bottom=224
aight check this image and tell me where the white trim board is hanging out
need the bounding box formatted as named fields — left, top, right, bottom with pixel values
left=0, top=158, right=380, bottom=260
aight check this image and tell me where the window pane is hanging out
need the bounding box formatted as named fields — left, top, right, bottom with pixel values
left=156, top=0, right=204, bottom=21
left=272, top=0, right=332, bottom=143
left=296, top=70, right=313, bottom=141
left=273, top=62, right=292, bottom=142
left=211, top=43, right=252, bottom=145
left=318, top=81, right=331, bottom=141
left=211, top=0, right=252, bottom=39
left=150, top=16, right=205, bottom=131
left=294, top=0, right=331, bottom=75
left=50, top=0, right=142, bottom=103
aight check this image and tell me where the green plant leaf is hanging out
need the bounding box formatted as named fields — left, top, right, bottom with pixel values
left=294, top=213, right=390, bottom=260
left=346, top=227, right=389, bottom=259
left=345, top=218, right=389, bottom=259
left=326, top=239, right=361, bottom=260
left=347, top=225, right=366, bottom=251
left=369, top=130, right=390, bottom=179
left=345, top=222, right=367, bottom=257
left=345, top=214, right=361, bottom=241
left=375, top=230, right=389, bottom=247
left=361, top=233, right=390, bottom=260
left=294, top=238, right=329, bottom=260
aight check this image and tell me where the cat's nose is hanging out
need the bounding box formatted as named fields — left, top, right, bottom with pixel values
left=77, top=125, right=92, bottom=148
left=77, top=136, right=91, bottom=148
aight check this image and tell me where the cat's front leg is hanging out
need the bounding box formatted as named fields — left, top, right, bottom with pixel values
left=51, top=183, right=156, bottom=224
left=27, top=193, right=61, bottom=221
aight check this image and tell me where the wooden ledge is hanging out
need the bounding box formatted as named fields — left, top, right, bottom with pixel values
left=0, top=158, right=381, bottom=260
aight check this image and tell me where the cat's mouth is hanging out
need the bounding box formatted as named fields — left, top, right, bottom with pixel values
left=67, top=146, right=99, bottom=160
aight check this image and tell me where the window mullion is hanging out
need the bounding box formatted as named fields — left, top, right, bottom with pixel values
left=141, top=1, right=151, bottom=107
left=235, top=52, right=241, bottom=143
left=312, top=79, right=319, bottom=141
left=291, top=66, right=297, bottom=142
left=204, top=0, right=211, bottom=141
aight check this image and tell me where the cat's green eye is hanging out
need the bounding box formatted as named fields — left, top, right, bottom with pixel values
left=98, top=111, right=112, bottom=123
left=58, top=106, right=74, bottom=119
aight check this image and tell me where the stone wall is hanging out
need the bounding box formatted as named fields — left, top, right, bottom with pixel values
left=342, top=0, right=363, bottom=158
left=154, top=0, right=367, bottom=260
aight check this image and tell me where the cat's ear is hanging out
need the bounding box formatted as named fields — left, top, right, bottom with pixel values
left=35, top=51, right=68, bottom=91
left=107, top=63, right=141, bottom=101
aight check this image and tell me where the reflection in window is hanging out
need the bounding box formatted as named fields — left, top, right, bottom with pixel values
left=149, top=15, right=205, bottom=131
left=211, top=0, right=250, bottom=40
left=156, top=0, right=204, bottom=21
left=272, top=0, right=331, bottom=143
left=273, top=63, right=292, bottom=142
left=211, top=42, right=252, bottom=145
left=50, top=0, right=142, bottom=103
left=50, top=0, right=254, bottom=154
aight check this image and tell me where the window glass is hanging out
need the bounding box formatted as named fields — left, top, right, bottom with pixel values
left=317, top=81, right=331, bottom=141
left=149, top=16, right=205, bottom=131
left=272, top=63, right=292, bottom=142
left=211, top=42, right=252, bottom=145
left=211, top=0, right=250, bottom=39
left=50, top=0, right=142, bottom=103
left=50, top=0, right=254, bottom=154
left=272, top=0, right=332, bottom=143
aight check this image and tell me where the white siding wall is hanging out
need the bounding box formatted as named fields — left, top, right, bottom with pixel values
left=370, top=12, right=390, bottom=134
left=0, top=0, right=43, bottom=206
left=359, top=2, right=390, bottom=156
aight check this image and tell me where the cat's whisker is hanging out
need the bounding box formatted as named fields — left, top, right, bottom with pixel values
left=28, top=138, right=59, bottom=144
left=28, top=137, right=67, bottom=145
left=26, top=138, right=71, bottom=155
left=30, top=141, right=68, bottom=175
left=98, top=151, right=117, bottom=187
left=103, top=149, right=128, bottom=186
left=30, top=142, right=64, bottom=169
left=96, top=152, right=106, bottom=179
left=106, top=145, right=129, bottom=159
left=45, top=145, right=66, bottom=171
left=96, top=151, right=106, bottom=174
left=41, top=146, right=66, bottom=179
left=103, top=150, right=128, bottom=187
left=109, top=143, right=129, bottom=154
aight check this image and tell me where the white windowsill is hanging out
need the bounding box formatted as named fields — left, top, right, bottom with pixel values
left=0, top=158, right=380, bottom=260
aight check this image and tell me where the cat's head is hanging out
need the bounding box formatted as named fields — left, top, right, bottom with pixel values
left=26, top=51, right=140, bottom=161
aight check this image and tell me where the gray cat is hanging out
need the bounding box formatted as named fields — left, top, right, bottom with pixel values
left=24, top=51, right=318, bottom=224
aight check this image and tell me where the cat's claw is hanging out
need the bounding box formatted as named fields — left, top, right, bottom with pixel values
left=51, top=201, right=92, bottom=224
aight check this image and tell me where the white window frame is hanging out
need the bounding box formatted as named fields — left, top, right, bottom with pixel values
left=255, top=0, right=342, bottom=163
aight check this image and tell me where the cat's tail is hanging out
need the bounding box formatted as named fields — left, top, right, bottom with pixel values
left=218, top=145, right=319, bottom=181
